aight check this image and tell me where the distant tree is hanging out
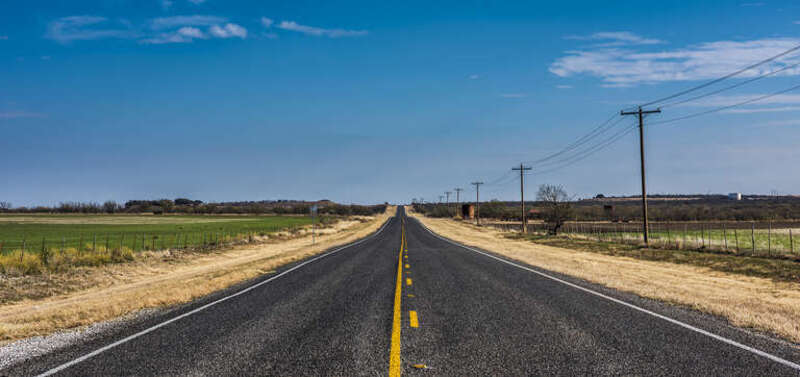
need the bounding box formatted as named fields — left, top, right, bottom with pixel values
left=0, top=201, right=10, bottom=211
left=537, top=184, right=573, bottom=235
left=103, top=200, right=120, bottom=214
left=595, top=194, right=605, bottom=199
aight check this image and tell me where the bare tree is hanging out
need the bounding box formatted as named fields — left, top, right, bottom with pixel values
left=0, top=201, right=10, bottom=211
left=537, top=184, right=573, bottom=235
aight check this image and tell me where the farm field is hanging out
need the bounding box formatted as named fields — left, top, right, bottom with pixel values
left=0, top=214, right=314, bottom=256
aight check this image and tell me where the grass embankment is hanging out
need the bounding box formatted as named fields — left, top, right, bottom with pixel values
left=0, top=207, right=394, bottom=344
left=408, top=210, right=800, bottom=344
left=0, top=215, right=314, bottom=275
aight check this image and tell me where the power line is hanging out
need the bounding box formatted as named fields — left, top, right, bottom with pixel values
left=660, top=59, right=800, bottom=109
left=531, top=121, right=638, bottom=175
left=651, top=82, right=800, bottom=126
left=524, top=113, right=623, bottom=165
left=639, top=43, right=800, bottom=107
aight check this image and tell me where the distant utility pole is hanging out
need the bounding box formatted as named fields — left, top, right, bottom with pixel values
left=512, top=164, right=532, bottom=233
left=439, top=195, right=444, bottom=204
left=454, top=188, right=463, bottom=217
left=445, top=191, right=452, bottom=216
left=471, top=182, right=483, bottom=225
left=621, top=106, right=661, bottom=246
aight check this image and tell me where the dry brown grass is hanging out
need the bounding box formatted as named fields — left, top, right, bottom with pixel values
left=0, top=207, right=395, bottom=344
left=408, top=209, right=800, bottom=344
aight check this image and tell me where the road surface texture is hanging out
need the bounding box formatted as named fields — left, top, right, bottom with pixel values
left=7, top=207, right=800, bottom=376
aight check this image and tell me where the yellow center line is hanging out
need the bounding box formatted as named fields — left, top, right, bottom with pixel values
left=405, top=264, right=410, bottom=269
left=388, top=219, right=404, bottom=377
left=406, top=278, right=412, bottom=286
left=409, top=311, right=419, bottom=328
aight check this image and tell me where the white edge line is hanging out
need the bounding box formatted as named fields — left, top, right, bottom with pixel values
left=413, top=218, right=800, bottom=372
left=35, top=217, right=395, bottom=377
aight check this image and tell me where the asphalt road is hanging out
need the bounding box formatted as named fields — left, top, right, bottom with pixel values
left=8, top=207, right=800, bottom=376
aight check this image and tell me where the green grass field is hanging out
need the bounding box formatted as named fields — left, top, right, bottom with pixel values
left=563, top=225, right=798, bottom=256
left=0, top=214, right=314, bottom=254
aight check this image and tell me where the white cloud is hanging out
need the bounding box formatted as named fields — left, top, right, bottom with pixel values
left=565, top=31, right=663, bottom=47
left=150, top=15, right=226, bottom=30
left=160, top=0, right=174, bottom=10
left=556, top=85, right=573, bottom=89
left=723, top=106, right=800, bottom=114
left=468, top=74, right=480, bottom=80
left=141, top=26, right=209, bottom=44
left=741, top=2, right=765, bottom=6
left=46, top=16, right=137, bottom=43
left=0, top=36, right=8, bottom=40
left=187, top=0, right=206, bottom=4
left=550, top=38, right=800, bottom=86
left=499, top=93, right=527, bottom=98
left=276, top=20, right=367, bottom=38
left=261, top=17, right=274, bottom=28
left=0, top=111, right=45, bottom=119
left=209, top=23, right=247, bottom=38
left=758, top=119, right=800, bottom=127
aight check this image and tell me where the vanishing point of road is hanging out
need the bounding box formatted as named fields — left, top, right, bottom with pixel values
left=10, top=207, right=800, bottom=376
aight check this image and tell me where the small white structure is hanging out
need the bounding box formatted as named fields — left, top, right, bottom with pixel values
left=728, top=192, right=742, bottom=201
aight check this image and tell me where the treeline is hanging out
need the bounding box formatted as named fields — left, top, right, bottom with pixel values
left=414, top=197, right=800, bottom=222
left=3, top=199, right=386, bottom=216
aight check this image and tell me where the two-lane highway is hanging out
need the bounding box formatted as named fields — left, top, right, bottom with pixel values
left=9, top=207, right=800, bottom=376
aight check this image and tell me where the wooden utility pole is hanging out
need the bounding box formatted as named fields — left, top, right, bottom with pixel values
left=620, top=106, right=661, bottom=246
left=471, top=182, right=483, bottom=225
left=454, top=188, right=463, bottom=218
left=512, top=164, right=532, bottom=233
left=445, top=191, right=452, bottom=216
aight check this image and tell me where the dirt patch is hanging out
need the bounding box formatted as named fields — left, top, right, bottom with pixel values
left=408, top=208, right=800, bottom=344
left=0, top=207, right=395, bottom=344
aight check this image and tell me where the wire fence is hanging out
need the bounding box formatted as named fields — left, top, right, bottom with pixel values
left=0, top=226, right=295, bottom=258
left=486, top=221, right=798, bottom=258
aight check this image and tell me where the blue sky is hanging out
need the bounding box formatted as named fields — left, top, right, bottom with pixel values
left=2, top=0, right=800, bottom=206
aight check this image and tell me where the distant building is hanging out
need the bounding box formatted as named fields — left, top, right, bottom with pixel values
left=462, top=204, right=475, bottom=219
left=728, top=193, right=742, bottom=201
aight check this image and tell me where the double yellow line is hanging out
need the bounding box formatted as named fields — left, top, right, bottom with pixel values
left=388, top=218, right=406, bottom=377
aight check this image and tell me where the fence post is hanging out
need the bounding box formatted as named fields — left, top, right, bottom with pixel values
left=790, top=229, right=794, bottom=254
left=682, top=225, right=687, bottom=250
left=120, top=233, right=124, bottom=252
left=734, top=229, right=739, bottom=254
left=751, top=223, right=756, bottom=255
left=105, top=234, right=109, bottom=253
left=78, top=234, right=83, bottom=254
left=723, top=224, right=728, bottom=250
left=92, top=234, right=96, bottom=253
left=768, top=221, right=772, bottom=256
left=61, top=236, right=65, bottom=254
left=20, top=237, right=25, bottom=262
left=701, top=225, right=705, bottom=248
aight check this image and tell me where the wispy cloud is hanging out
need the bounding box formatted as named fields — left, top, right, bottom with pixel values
left=46, top=16, right=137, bottom=43
left=261, top=17, right=274, bottom=28
left=499, top=93, right=527, bottom=98
left=160, top=0, right=174, bottom=10
left=141, top=26, right=207, bottom=44
left=150, top=15, right=226, bottom=30
left=565, top=31, right=663, bottom=47
left=741, top=2, right=765, bottom=6
left=0, top=36, right=8, bottom=40
left=758, top=119, right=800, bottom=127
left=274, top=20, right=367, bottom=38
left=0, top=111, right=46, bottom=119
left=187, top=0, right=206, bottom=4
left=468, top=74, right=480, bottom=80
left=209, top=23, right=247, bottom=39
left=550, top=37, right=800, bottom=86
left=556, top=85, right=573, bottom=89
